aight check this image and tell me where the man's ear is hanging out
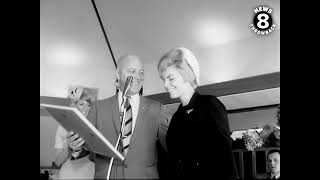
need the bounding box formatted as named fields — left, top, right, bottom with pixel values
left=115, top=70, right=120, bottom=82
left=115, top=78, right=120, bottom=88
left=114, top=70, right=120, bottom=88
left=115, top=78, right=120, bottom=94
left=115, top=70, right=120, bottom=81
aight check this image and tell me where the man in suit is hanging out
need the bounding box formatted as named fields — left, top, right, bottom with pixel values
left=267, top=149, right=280, bottom=179
left=256, top=149, right=280, bottom=180
left=68, top=54, right=169, bottom=179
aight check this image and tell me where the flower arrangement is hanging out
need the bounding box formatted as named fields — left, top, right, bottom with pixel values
left=231, top=105, right=280, bottom=151
left=232, top=125, right=279, bottom=151
left=260, top=105, right=280, bottom=147
left=242, top=130, right=264, bottom=151
left=231, top=123, right=280, bottom=151
left=259, top=124, right=280, bottom=147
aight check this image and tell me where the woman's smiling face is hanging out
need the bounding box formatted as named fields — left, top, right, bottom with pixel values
left=161, top=65, right=189, bottom=99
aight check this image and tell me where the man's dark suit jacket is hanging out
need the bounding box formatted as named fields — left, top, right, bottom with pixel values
left=166, top=91, right=238, bottom=179
left=256, top=173, right=280, bottom=179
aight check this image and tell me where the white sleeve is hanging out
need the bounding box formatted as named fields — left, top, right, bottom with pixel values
left=54, top=125, right=68, bottom=149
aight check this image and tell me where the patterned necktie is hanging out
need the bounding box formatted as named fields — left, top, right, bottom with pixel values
left=122, top=97, right=133, bottom=156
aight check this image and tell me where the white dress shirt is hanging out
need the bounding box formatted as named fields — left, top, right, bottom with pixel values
left=271, top=173, right=280, bottom=179
left=117, top=90, right=140, bottom=132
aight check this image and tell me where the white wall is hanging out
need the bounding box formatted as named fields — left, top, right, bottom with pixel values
left=40, top=0, right=116, bottom=99
left=198, top=30, right=280, bottom=85
left=40, top=0, right=280, bottom=98
left=228, top=108, right=278, bottom=131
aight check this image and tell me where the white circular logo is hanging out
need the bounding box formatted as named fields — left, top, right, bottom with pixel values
left=250, top=6, right=276, bottom=35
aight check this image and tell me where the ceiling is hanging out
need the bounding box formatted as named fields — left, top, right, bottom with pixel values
left=40, top=0, right=280, bottom=110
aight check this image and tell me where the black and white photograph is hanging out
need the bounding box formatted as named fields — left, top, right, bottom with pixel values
left=40, top=0, right=280, bottom=179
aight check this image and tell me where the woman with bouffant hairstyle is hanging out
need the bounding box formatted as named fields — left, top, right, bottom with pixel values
left=158, top=47, right=238, bottom=179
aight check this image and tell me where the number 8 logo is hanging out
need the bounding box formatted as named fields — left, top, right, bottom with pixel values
left=257, top=13, right=269, bottom=29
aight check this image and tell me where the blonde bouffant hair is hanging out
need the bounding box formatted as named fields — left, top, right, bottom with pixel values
left=158, top=47, right=200, bottom=89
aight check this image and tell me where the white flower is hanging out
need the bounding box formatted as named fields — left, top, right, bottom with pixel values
left=242, top=130, right=263, bottom=151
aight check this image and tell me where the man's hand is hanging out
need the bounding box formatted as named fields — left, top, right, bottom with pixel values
left=67, top=131, right=85, bottom=152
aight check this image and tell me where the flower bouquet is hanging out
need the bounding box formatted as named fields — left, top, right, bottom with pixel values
left=242, top=130, right=264, bottom=151
left=259, top=124, right=280, bottom=147
left=231, top=105, right=280, bottom=150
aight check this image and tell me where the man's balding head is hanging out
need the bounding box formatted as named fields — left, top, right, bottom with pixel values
left=116, top=54, right=144, bottom=96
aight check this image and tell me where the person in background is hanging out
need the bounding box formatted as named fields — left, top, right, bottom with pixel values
left=267, top=149, right=280, bottom=179
left=256, top=149, right=280, bottom=179
left=68, top=54, right=170, bottom=179
left=53, top=87, right=97, bottom=179
left=157, top=47, right=238, bottom=179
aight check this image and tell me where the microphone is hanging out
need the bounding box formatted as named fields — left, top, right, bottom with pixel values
left=118, top=76, right=133, bottom=155
left=122, top=76, right=133, bottom=98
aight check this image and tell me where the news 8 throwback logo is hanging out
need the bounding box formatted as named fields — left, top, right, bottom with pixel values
left=250, top=6, right=276, bottom=35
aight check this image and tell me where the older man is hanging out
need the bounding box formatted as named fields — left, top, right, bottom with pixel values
left=69, top=54, right=169, bottom=179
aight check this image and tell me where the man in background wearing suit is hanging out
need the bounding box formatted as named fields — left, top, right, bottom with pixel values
left=267, top=149, right=280, bottom=179
left=69, top=54, right=169, bottom=179
left=256, top=149, right=280, bottom=180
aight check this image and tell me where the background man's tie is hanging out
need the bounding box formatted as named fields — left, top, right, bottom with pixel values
left=122, top=97, right=132, bottom=156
